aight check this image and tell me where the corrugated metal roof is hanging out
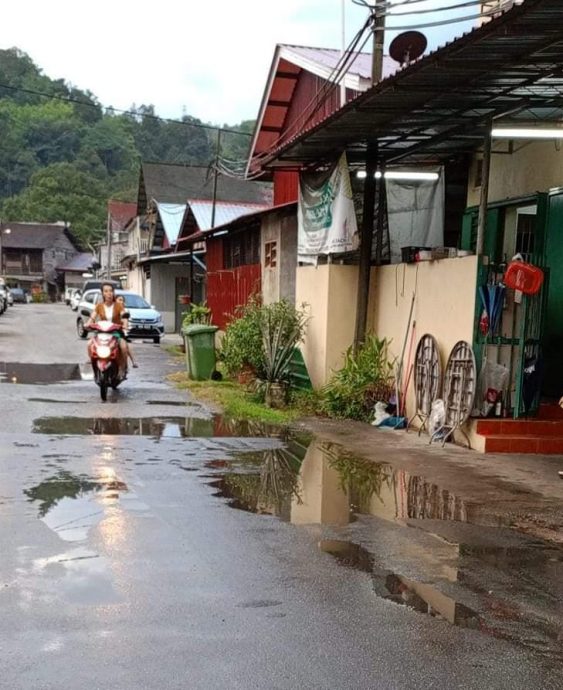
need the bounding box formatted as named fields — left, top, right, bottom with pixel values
left=187, top=200, right=270, bottom=232
left=108, top=200, right=136, bottom=232
left=264, top=0, right=563, bottom=168
left=156, top=202, right=187, bottom=245
left=283, top=45, right=396, bottom=81
left=138, top=163, right=272, bottom=214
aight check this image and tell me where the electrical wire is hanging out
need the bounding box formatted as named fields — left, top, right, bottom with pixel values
left=0, top=82, right=252, bottom=137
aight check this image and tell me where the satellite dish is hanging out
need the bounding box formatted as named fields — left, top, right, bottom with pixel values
left=389, top=31, right=428, bottom=67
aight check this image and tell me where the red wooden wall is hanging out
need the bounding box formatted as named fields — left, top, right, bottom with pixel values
left=273, top=171, right=299, bottom=205
left=205, top=237, right=261, bottom=330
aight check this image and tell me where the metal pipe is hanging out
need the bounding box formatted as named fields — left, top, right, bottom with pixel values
left=354, top=143, right=378, bottom=350
left=476, top=123, right=492, bottom=256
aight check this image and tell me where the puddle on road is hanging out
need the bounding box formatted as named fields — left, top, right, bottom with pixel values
left=20, top=466, right=147, bottom=605
left=0, top=362, right=83, bottom=385
left=26, top=546, right=120, bottom=606
left=320, top=540, right=481, bottom=628
left=203, top=439, right=563, bottom=664
left=24, top=467, right=147, bottom=543
left=32, top=415, right=282, bottom=438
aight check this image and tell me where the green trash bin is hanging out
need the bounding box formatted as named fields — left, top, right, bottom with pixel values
left=182, top=324, right=219, bottom=380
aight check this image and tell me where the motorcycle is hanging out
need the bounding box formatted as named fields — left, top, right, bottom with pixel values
left=87, top=320, right=128, bottom=401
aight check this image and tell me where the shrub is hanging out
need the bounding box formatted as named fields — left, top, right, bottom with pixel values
left=321, top=336, right=395, bottom=422
left=220, top=297, right=264, bottom=378
left=182, top=302, right=211, bottom=327
left=220, top=298, right=308, bottom=389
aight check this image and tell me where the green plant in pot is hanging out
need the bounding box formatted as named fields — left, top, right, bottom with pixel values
left=259, top=301, right=309, bottom=408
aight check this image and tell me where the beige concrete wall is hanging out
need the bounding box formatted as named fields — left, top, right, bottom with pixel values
left=296, top=265, right=331, bottom=388
left=261, top=212, right=298, bottom=306
left=467, top=140, right=563, bottom=206
left=261, top=216, right=280, bottom=305
left=296, top=264, right=359, bottom=388
left=367, top=256, right=479, bottom=419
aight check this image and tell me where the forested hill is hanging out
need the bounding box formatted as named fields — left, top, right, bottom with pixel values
left=0, top=48, right=254, bottom=245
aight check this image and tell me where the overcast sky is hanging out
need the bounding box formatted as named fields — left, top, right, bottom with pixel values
left=1, top=1, right=476, bottom=125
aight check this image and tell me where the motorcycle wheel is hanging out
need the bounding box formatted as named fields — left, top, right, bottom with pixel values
left=99, top=370, right=109, bottom=402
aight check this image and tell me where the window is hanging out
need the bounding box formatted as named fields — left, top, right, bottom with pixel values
left=264, top=241, right=278, bottom=268
left=223, top=226, right=260, bottom=269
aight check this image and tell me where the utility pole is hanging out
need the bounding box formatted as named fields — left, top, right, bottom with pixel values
left=372, top=0, right=386, bottom=85
left=340, top=0, right=347, bottom=106
left=210, top=128, right=222, bottom=230
left=354, top=1, right=386, bottom=349
left=106, top=208, right=112, bottom=280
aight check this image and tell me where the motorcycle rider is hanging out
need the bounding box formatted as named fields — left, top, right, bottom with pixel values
left=85, top=282, right=129, bottom=377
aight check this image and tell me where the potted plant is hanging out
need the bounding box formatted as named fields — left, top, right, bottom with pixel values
left=259, top=301, right=309, bottom=408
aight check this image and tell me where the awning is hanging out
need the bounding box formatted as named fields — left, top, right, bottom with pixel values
left=261, top=0, right=563, bottom=168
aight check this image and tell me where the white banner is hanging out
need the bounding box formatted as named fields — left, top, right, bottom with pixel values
left=298, top=153, right=358, bottom=262
left=386, top=171, right=445, bottom=264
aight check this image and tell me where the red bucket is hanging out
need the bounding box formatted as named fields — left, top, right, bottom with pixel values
left=504, top=260, right=544, bottom=295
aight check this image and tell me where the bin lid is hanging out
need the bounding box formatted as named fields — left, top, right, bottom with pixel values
left=182, top=324, right=219, bottom=335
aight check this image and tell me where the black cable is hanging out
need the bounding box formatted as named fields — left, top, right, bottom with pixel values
left=0, top=82, right=252, bottom=137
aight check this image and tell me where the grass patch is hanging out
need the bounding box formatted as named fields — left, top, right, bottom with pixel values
left=164, top=344, right=184, bottom=358
left=167, top=370, right=308, bottom=425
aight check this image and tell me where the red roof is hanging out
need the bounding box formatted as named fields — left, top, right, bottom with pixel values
left=108, top=200, right=137, bottom=232
left=248, top=44, right=396, bottom=175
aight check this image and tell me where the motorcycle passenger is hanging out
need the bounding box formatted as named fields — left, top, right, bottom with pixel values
left=116, top=294, right=138, bottom=368
left=85, top=282, right=129, bottom=377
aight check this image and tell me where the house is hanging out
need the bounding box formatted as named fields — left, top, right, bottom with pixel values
left=258, top=0, right=563, bottom=453
left=0, top=221, right=81, bottom=299
left=122, top=162, right=271, bottom=332
left=56, top=252, right=96, bottom=289
left=178, top=44, right=395, bottom=331
left=179, top=202, right=297, bottom=330
left=97, top=200, right=137, bottom=284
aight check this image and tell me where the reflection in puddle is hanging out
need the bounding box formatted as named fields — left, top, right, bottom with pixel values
left=26, top=546, right=119, bottom=606
left=319, top=540, right=481, bottom=629
left=32, top=415, right=283, bottom=438
left=204, top=438, right=563, bottom=663
left=0, top=362, right=82, bottom=385
left=24, top=468, right=135, bottom=543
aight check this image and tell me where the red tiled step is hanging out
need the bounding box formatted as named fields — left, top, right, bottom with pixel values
left=484, top=434, right=563, bottom=454
left=476, top=419, right=563, bottom=437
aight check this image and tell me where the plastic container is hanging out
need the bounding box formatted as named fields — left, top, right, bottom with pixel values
left=182, top=324, right=219, bottom=380
left=401, top=246, right=431, bottom=263
left=503, top=260, right=544, bottom=295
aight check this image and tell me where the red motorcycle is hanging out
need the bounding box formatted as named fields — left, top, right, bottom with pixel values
left=87, top=321, right=128, bottom=401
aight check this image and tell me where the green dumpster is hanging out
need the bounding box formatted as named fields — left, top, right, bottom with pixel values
left=182, top=324, right=219, bottom=380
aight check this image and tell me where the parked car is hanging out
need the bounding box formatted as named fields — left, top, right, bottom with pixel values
left=0, top=285, right=9, bottom=313
left=6, top=289, right=13, bottom=306
left=76, top=289, right=165, bottom=343
left=70, top=289, right=82, bottom=311
left=82, top=278, right=120, bottom=294
left=10, top=288, right=28, bottom=304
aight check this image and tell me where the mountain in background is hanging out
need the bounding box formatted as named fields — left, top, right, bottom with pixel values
left=0, top=48, right=255, bottom=245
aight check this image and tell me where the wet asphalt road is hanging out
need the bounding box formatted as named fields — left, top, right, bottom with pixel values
left=0, top=304, right=562, bottom=689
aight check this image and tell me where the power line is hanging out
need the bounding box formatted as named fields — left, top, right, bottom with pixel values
left=0, top=82, right=253, bottom=137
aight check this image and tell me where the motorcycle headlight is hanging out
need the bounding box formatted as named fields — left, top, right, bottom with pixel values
left=96, top=345, right=111, bottom=359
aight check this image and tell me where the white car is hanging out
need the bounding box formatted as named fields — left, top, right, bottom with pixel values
left=70, top=289, right=82, bottom=311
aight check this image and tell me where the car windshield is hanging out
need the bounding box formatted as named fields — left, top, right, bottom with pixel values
left=120, top=294, right=150, bottom=309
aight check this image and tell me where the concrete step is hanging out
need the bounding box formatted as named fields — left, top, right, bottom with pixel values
left=477, top=419, right=563, bottom=437
left=484, top=434, right=563, bottom=454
